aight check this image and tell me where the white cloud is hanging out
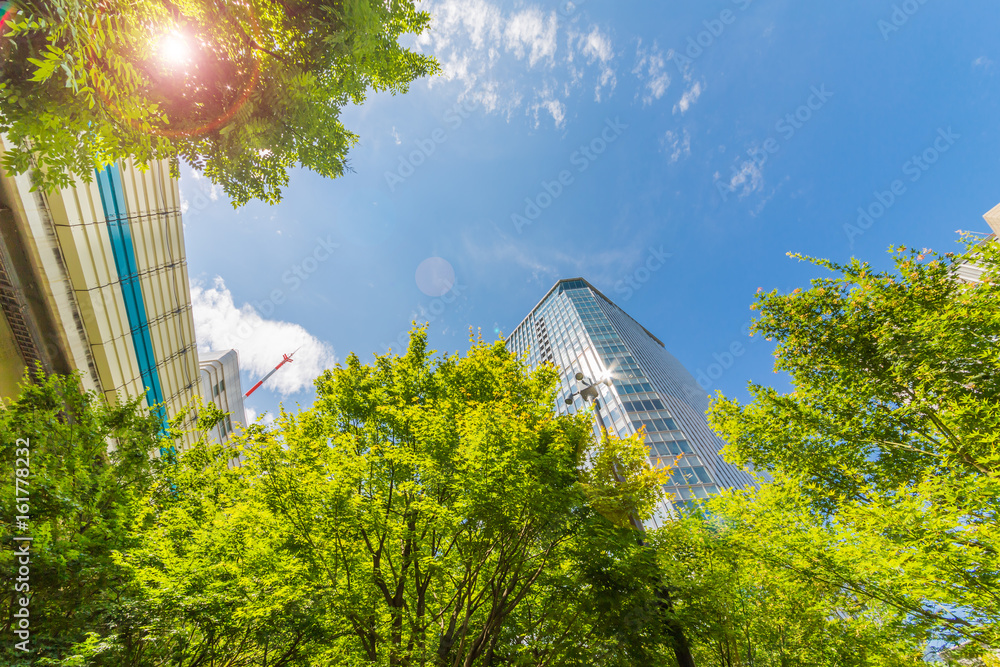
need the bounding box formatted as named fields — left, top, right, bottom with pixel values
left=577, top=26, right=616, bottom=101
left=415, top=0, right=622, bottom=127
left=974, top=56, right=994, bottom=70
left=464, top=230, right=559, bottom=284
left=244, top=405, right=276, bottom=427
left=721, top=156, right=765, bottom=199
left=633, top=41, right=670, bottom=105
left=467, top=227, right=651, bottom=291
left=190, top=277, right=337, bottom=396
left=528, top=85, right=567, bottom=128
left=418, top=0, right=503, bottom=51
left=414, top=2, right=687, bottom=125
left=662, top=129, right=691, bottom=163
left=391, top=126, right=402, bottom=145
left=504, top=7, right=557, bottom=66
left=673, top=80, right=703, bottom=115
left=543, top=98, right=566, bottom=127
left=180, top=167, right=223, bottom=218
left=190, top=169, right=221, bottom=200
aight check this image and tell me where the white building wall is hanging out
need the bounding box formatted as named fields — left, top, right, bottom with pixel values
left=199, top=349, right=248, bottom=467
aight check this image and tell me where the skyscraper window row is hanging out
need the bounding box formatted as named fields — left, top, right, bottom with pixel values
left=632, top=416, right=678, bottom=433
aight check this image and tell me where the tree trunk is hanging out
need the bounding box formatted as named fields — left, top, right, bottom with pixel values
left=658, top=586, right=697, bottom=667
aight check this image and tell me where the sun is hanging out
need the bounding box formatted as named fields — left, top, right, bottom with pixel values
left=158, top=30, right=192, bottom=67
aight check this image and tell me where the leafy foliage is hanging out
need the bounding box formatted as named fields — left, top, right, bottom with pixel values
left=655, top=513, right=927, bottom=667
left=708, top=236, right=1000, bottom=655
left=44, top=327, right=673, bottom=666
left=0, top=369, right=165, bottom=666
left=0, top=0, right=439, bottom=205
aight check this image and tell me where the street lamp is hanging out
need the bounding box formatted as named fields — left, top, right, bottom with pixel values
left=565, top=369, right=697, bottom=667
left=565, top=371, right=645, bottom=534
left=565, top=371, right=612, bottom=430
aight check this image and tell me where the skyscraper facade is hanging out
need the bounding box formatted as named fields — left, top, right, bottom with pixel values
left=507, top=278, right=755, bottom=516
left=0, top=145, right=201, bottom=448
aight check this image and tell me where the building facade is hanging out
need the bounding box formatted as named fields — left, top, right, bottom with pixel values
left=199, top=349, right=248, bottom=466
left=0, top=142, right=201, bottom=448
left=507, top=278, right=755, bottom=518
left=954, top=202, right=999, bottom=283
left=984, top=201, right=1000, bottom=237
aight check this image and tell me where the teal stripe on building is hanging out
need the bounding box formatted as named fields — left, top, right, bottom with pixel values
left=95, top=164, right=168, bottom=432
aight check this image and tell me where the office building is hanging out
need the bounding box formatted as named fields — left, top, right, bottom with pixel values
left=507, top=278, right=755, bottom=517
left=0, top=142, right=201, bottom=448
left=984, top=202, right=1000, bottom=237
left=955, top=202, right=1000, bottom=283
left=199, top=349, right=248, bottom=466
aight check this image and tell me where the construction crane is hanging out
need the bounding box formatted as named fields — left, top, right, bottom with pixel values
left=244, top=349, right=298, bottom=398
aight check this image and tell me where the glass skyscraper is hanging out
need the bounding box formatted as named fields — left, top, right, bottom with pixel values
left=507, top=278, right=754, bottom=517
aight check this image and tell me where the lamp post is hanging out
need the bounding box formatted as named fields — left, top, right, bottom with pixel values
left=565, top=372, right=644, bottom=534
left=566, top=370, right=697, bottom=667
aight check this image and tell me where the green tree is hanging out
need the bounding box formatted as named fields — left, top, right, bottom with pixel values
left=0, top=0, right=438, bottom=205
left=0, top=370, right=166, bottom=666
left=240, top=329, right=668, bottom=665
left=71, top=435, right=331, bottom=667
left=654, top=512, right=926, bottom=667
left=708, top=236, right=1000, bottom=656
left=67, top=327, right=672, bottom=666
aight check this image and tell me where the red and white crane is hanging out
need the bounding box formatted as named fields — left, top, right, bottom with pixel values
left=244, top=349, right=298, bottom=398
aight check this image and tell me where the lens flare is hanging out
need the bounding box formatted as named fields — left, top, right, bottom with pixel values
left=158, top=31, right=191, bottom=66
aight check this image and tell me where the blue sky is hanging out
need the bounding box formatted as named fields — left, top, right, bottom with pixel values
left=180, top=0, right=1000, bottom=424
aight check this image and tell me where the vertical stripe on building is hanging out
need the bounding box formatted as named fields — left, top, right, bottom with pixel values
left=95, top=164, right=167, bottom=430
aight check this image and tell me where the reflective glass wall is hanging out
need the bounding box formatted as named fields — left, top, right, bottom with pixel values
left=508, top=278, right=755, bottom=517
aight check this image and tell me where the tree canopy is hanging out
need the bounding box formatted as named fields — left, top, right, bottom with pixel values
left=708, top=236, right=1000, bottom=658
left=0, top=0, right=439, bottom=205
left=0, top=370, right=166, bottom=666
left=10, top=329, right=686, bottom=666
left=653, top=514, right=927, bottom=667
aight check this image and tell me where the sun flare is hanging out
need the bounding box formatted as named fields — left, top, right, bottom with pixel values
left=158, top=31, right=191, bottom=67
